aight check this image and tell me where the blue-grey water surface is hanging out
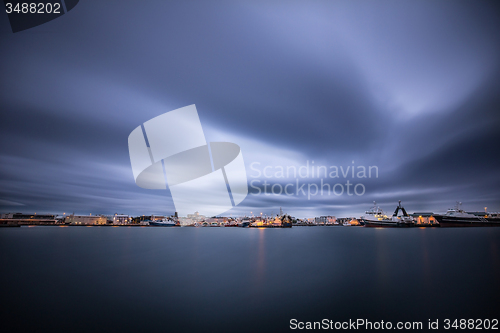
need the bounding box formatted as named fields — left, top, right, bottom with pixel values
left=1, top=226, right=499, bottom=332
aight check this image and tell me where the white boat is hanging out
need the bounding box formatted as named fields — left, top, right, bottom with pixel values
left=360, top=202, right=388, bottom=224
left=238, top=218, right=251, bottom=227
left=362, top=201, right=414, bottom=228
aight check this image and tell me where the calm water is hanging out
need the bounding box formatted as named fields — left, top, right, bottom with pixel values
left=1, top=226, right=499, bottom=332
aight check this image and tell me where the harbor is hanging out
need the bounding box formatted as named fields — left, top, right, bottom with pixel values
left=1, top=201, right=498, bottom=228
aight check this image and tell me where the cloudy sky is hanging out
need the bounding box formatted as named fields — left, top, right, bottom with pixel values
left=1, top=0, right=500, bottom=218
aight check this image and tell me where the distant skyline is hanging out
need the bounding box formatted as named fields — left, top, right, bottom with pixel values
left=1, top=1, right=500, bottom=218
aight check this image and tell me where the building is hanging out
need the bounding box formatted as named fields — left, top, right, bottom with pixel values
left=187, top=211, right=206, bottom=221
left=336, top=217, right=350, bottom=225
left=410, top=213, right=438, bottom=225
left=105, top=214, right=132, bottom=225
left=65, top=214, right=107, bottom=225
left=306, top=218, right=316, bottom=224
left=1, top=212, right=55, bottom=220
left=315, top=216, right=336, bottom=225
left=0, top=213, right=57, bottom=225
left=205, top=217, right=228, bottom=226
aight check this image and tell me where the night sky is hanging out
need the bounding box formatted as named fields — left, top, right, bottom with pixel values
left=1, top=1, right=500, bottom=218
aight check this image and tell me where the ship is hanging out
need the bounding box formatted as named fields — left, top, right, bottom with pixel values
left=238, top=218, right=251, bottom=227
left=148, top=217, right=179, bottom=227
left=433, top=202, right=500, bottom=227
left=248, top=209, right=293, bottom=228
left=359, top=202, right=388, bottom=226
left=342, top=218, right=361, bottom=226
left=362, top=201, right=415, bottom=228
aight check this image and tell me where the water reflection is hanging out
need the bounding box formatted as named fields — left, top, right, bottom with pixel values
left=374, top=228, right=389, bottom=290
left=254, top=228, right=266, bottom=288
left=420, top=229, right=431, bottom=285
left=1, top=226, right=499, bottom=332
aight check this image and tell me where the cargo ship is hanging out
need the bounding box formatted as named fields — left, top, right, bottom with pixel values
left=433, top=203, right=500, bottom=227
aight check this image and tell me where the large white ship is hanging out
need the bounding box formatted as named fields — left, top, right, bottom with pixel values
left=361, top=201, right=414, bottom=228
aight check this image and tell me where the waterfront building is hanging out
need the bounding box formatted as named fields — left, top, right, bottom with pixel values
left=205, top=217, right=228, bottom=226
left=1, top=213, right=55, bottom=220
left=410, top=213, right=438, bottom=225
left=306, top=218, right=316, bottom=224
left=187, top=211, right=206, bottom=221
left=179, top=218, right=194, bottom=226
left=178, top=212, right=206, bottom=226
left=102, top=214, right=132, bottom=225
left=0, top=213, right=57, bottom=225
left=65, top=214, right=107, bottom=225
left=336, top=217, right=350, bottom=225
left=315, top=216, right=336, bottom=225
left=112, top=214, right=132, bottom=224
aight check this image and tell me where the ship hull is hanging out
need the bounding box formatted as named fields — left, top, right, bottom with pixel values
left=249, top=224, right=292, bottom=228
left=148, top=222, right=178, bottom=227
left=434, top=215, right=500, bottom=227
left=362, top=219, right=414, bottom=228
